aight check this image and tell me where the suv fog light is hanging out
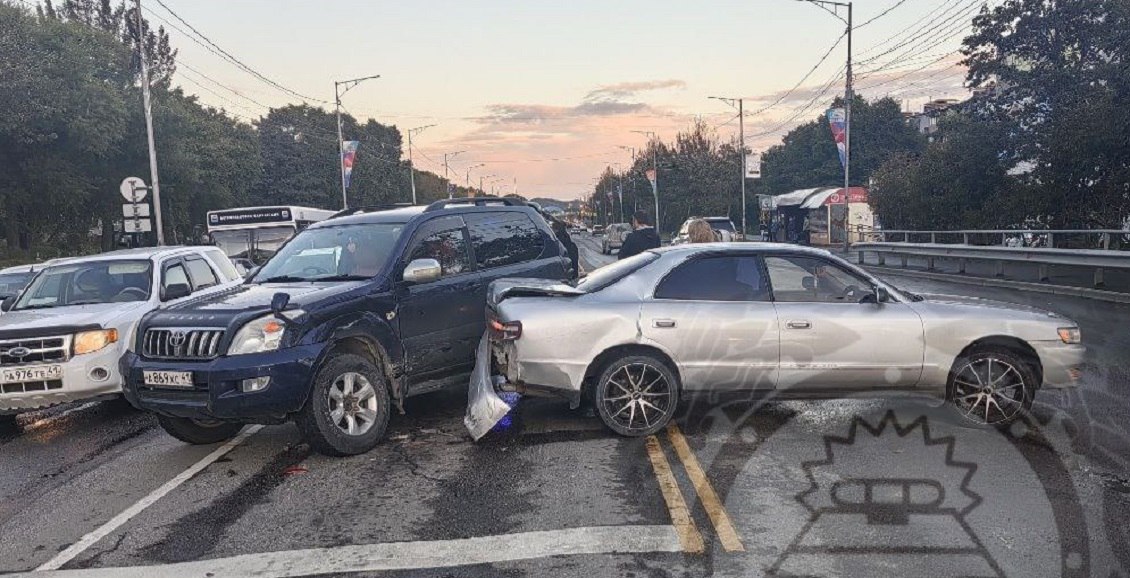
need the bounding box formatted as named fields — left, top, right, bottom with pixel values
left=241, top=376, right=271, bottom=392
left=88, top=367, right=110, bottom=382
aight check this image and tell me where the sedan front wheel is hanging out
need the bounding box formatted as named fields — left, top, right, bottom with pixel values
left=594, top=355, right=677, bottom=437
left=947, top=348, right=1035, bottom=427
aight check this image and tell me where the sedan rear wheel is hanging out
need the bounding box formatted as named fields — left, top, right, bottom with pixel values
left=948, top=349, right=1035, bottom=426
left=595, top=355, right=677, bottom=437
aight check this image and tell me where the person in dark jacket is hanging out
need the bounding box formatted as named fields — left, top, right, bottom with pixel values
left=538, top=211, right=580, bottom=279
left=618, top=210, right=661, bottom=260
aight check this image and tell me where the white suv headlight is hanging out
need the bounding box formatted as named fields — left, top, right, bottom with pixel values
left=228, top=312, right=303, bottom=355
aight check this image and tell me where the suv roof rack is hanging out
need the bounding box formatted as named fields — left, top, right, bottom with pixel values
left=423, top=196, right=527, bottom=213
left=330, top=203, right=417, bottom=219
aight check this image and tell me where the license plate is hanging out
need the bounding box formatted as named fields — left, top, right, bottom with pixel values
left=143, top=370, right=194, bottom=388
left=1, top=365, right=63, bottom=384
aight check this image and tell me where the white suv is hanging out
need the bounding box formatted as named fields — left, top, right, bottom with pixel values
left=0, top=246, right=242, bottom=419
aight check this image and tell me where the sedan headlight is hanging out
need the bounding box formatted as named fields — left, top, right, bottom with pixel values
left=73, top=329, right=118, bottom=355
left=228, top=312, right=303, bottom=355
left=1057, top=327, right=1081, bottom=344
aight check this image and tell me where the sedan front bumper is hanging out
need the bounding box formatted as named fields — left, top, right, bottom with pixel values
left=1032, top=341, right=1085, bottom=388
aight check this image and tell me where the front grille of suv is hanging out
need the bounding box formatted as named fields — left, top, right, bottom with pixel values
left=0, top=336, right=70, bottom=367
left=143, top=328, right=224, bottom=360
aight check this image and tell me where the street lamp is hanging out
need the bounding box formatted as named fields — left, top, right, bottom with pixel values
left=334, top=74, right=381, bottom=209
left=799, top=0, right=853, bottom=251
left=406, top=124, right=436, bottom=205
left=630, top=131, right=660, bottom=233
left=709, top=96, right=749, bottom=238
left=479, top=174, right=496, bottom=196
left=443, top=150, right=466, bottom=199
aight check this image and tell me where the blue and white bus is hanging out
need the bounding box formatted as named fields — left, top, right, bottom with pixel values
left=206, top=206, right=335, bottom=268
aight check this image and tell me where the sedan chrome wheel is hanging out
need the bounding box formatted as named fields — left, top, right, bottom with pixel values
left=951, top=355, right=1029, bottom=425
left=327, top=372, right=380, bottom=436
left=601, top=362, right=673, bottom=434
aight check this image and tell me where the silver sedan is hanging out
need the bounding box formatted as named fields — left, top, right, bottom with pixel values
left=486, top=243, right=1084, bottom=436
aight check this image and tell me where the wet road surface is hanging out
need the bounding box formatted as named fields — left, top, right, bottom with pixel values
left=1, top=234, right=1127, bottom=577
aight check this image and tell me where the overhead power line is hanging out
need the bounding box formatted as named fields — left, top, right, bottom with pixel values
left=744, top=31, right=847, bottom=119
left=856, top=0, right=914, bottom=28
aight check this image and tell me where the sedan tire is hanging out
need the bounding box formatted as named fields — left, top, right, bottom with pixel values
left=157, top=415, right=243, bottom=445
left=947, top=347, right=1036, bottom=427
left=296, top=353, right=391, bottom=456
left=594, top=354, right=678, bottom=437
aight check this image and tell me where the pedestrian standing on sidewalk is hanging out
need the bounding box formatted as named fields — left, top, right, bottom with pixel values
left=618, top=210, right=661, bottom=260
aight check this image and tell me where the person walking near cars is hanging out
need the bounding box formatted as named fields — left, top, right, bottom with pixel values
left=618, top=210, right=661, bottom=260
left=686, top=219, right=716, bottom=243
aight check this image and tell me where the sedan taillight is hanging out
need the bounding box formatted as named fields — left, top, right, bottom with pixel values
left=489, top=318, right=522, bottom=341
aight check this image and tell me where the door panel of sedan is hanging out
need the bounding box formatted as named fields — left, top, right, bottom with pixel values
left=764, top=254, right=924, bottom=389
left=640, top=254, right=779, bottom=391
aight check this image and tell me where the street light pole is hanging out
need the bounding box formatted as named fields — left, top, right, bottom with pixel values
left=136, top=0, right=164, bottom=245
left=799, top=0, right=852, bottom=251
left=406, top=124, right=435, bottom=205
left=443, top=150, right=466, bottom=199
left=334, top=74, right=380, bottom=209
left=709, top=96, right=749, bottom=238
left=465, top=163, right=485, bottom=196
left=631, top=131, right=659, bottom=232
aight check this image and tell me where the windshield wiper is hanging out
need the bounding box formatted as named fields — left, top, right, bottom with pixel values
left=310, top=274, right=369, bottom=282
left=257, top=275, right=309, bottom=283
left=13, top=304, right=58, bottom=310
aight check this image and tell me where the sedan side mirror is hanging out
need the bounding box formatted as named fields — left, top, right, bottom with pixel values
left=403, top=258, right=442, bottom=284
left=1, top=296, right=14, bottom=312
left=162, top=283, right=192, bottom=302
left=874, top=286, right=891, bottom=304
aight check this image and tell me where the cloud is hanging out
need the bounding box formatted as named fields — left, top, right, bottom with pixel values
left=584, top=79, right=687, bottom=101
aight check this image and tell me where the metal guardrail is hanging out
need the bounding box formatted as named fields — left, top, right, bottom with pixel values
left=875, top=229, right=1128, bottom=250
left=854, top=240, right=1130, bottom=288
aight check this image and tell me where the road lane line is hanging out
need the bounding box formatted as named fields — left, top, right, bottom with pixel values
left=644, top=434, right=705, bottom=553
left=665, top=423, right=746, bottom=552
left=20, top=525, right=682, bottom=577
left=35, top=425, right=264, bottom=571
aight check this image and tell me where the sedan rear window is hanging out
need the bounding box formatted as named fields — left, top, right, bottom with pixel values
left=575, top=251, right=659, bottom=293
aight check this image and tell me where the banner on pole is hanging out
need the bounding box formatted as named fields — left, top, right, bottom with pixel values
left=745, top=153, right=762, bottom=179
left=342, top=141, right=360, bottom=189
left=826, top=108, right=847, bottom=169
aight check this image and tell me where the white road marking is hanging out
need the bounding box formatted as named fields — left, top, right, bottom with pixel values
left=34, top=425, right=264, bottom=571
left=23, top=525, right=683, bottom=577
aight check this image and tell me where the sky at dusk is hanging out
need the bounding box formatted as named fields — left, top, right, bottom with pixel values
left=147, top=0, right=975, bottom=200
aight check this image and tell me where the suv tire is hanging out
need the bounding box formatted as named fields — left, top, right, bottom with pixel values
left=157, top=415, right=243, bottom=444
left=594, top=354, right=678, bottom=437
left=297, top=353, right=391, bottom=456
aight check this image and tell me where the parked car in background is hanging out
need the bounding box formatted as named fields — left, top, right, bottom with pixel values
left=124, top=197, right=572, bottom=457
left=0, top=247, right=242, bottom=423
left=592, top=225, right=605, bottom=236
left=672, top=217, right=739, bottom=244
left=0, top=263, right=50, bottom=308
left=601, top=223, right=632, bottom=255
left=487, top=243, right=1083, bottom=436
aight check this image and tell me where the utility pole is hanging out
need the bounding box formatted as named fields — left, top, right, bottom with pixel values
left=334, top=74, right=380, bottom=209
left=443, top=150, right=466, bottom=199
left=799, top=0, right=852, bottom=251
left=709, top=96, right=749, bottom=238
left=465, top=163, right=485, bottom=196
left=631, top=131, right=659, bottom=233
left=406, top=124, right=435, bottom=205
left=136, top=0, right=163, bottom=245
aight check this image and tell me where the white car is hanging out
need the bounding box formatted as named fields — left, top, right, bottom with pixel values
left=0, top=246, right=242, bottom=419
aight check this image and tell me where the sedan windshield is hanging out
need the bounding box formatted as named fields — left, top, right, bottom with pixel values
left=252, top=222, right=405, bottom=283
left=14, top=260, right=152, bottom=310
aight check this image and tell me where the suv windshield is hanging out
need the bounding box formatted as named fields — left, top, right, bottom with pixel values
left=252, top=222, right=405, bottom=283
left=0, top=272, right=33, bottom=296
left=14, top=260, right=152, bottom=310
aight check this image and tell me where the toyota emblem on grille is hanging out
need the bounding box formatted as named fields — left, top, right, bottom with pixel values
left=168, top=331, right=187, bottom=347
left=7, top=346, right=31, bottom=358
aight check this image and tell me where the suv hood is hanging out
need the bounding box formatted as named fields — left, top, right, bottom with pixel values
left=165, top=281, right=369, bottom=315
left=0, top=302, right=148, bottom=337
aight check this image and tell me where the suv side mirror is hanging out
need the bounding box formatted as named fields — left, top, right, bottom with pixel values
left=162, top=283, right=192, bottom=301
left=403, top=258, right=442, bottom=284
left=1, top=296, right=14, bottom=312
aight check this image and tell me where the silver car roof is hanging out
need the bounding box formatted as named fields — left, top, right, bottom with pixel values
left=45, top=246, right=207, bottom=266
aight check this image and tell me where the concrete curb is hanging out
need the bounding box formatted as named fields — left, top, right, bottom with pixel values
left=862, top=265, right=1130, bottom=305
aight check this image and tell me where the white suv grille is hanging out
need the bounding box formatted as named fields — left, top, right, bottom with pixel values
left=0, top=336, right=71, bottom=367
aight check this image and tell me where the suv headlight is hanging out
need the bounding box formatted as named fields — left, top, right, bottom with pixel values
left=73, top=329, right=118, bottom=355
left=228, top=312, right=303, bottom=355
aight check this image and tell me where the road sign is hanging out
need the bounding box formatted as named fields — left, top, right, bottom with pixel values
left=120, top=177, right=148, bottom=203
left=122, top=219, right=152, bottom=233
left=122, top=203, right=151, bottom=218
left=746, top=153, right=762, bottom=179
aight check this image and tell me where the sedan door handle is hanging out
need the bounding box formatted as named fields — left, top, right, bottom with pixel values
left=786, top=320, right=812, bottom=330
left=653, top=319, right=677, bottom=329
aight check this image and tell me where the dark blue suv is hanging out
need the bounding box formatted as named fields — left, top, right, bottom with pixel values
left=122, top=198, right=572, bottom=455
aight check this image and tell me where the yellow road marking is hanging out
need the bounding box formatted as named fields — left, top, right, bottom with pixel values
left=644, top=435, right=705, bottom=554
left=666, top=423, right=746, bottom=552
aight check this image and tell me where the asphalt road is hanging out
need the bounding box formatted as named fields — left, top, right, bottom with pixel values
left=1, top=235, right=1127, bottom=577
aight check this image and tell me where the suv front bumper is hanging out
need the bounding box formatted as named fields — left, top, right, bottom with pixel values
left=1, top=344, right=124, bottom=414
left=121, top=342, right=326, bottom=424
